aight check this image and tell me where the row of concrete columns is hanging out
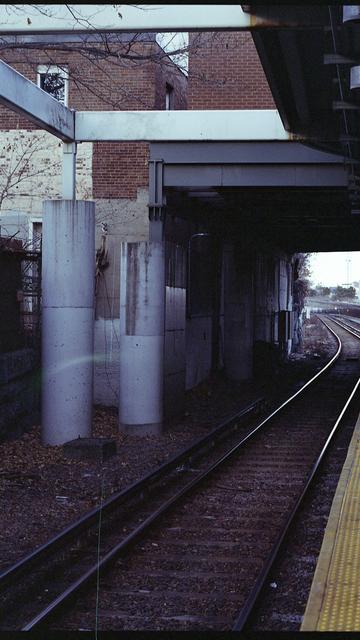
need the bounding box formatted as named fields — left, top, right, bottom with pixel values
left=41, top=200, right=164, bottom=445
left=41, top=200, right=293, bottom=445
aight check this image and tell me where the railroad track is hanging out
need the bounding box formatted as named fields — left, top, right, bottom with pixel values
left=328, top=314, right=360, bottom=339
left=0, top=396, right=268, bottom=630
left=1, top=315, right=359, bottom=631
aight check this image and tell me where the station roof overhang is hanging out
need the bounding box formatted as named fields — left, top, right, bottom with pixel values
left=243, top=5, right=360, bottom=206
left=150, top=5, right=360, bottom=255
left=151, top=140, right=358, bottom=254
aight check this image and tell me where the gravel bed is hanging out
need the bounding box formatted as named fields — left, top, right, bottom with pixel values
left=54, top=327, right=349, bottom=632
left=0, top=316, right=336, bottom=571
left=250, top=405, right=359, bottom=632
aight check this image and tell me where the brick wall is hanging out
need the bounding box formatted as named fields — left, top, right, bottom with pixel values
left=188, top=31, right=275, bottom=109
left=93, top=141, right=149, bottom=199
left=154, top=58, right=188, bottom=111
left=93, top=52, right=187, bottom=199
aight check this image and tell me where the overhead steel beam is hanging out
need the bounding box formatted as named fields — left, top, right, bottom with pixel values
left=150, top=142, right=348, bottom=165
left=162, top=165, right=348, bottom=188
left=333, top=100, right=360, bottom=111
left=241, top=5, right=328, bottom=28
left=278, top=31, right=310, bottom=124
left=0, top=59, right=74, bottom=141
left=0, top=5, right=250, bottom=33
left=0, top=4, right=329, bottom=34
left=75, top=110, right=290, bottom=142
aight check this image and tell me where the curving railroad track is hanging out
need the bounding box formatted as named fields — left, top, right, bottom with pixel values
left=0, top=315, right=359, bottom=631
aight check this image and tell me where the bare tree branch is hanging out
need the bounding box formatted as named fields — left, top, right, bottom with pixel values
left=0, top=132, right=62, bottom=210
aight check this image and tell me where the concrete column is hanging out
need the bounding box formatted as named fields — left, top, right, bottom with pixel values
left=254, top=252, right=274, bottom=343
left=119, top=241, right=165, bottom=435
left=223, top=244, right=254, bottom=380
left=41, top=200, right=95, bottom=445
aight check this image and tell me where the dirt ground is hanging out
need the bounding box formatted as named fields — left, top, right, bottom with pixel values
left=0, top=316, right=337, bottom=570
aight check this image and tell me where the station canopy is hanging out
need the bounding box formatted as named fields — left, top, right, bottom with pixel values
left=245, top=5, right=360, bottom=207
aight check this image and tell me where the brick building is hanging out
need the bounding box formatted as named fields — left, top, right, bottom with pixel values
left=0, top=33, right=186, bottom=210
left=188, top=31, right=275, bottom=109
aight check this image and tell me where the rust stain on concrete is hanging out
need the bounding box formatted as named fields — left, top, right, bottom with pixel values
left=126, top=243, right=139, bottom=336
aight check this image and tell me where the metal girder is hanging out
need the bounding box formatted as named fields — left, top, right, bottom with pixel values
left=278, top=31, right=310, bottom=123
left=150, top=142, right=348, bottom=165
left=333, top=100, right=360, bottom=111
left=75, top=110, right=289, bottom=142
left=148, top=159, right=165, bottom=221
left=241, top=5, right=329, bottom=28
left=0, top=4, right=327, bottom=34
left=162, top=165, right=348, bottom=189
left=0, top=58, right=74, bottom=141
left=0, top=5, right=250, bottom=33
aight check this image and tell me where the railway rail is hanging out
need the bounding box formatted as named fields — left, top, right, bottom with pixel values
left=1, top=315, right=359, bottom=631
left=328, top=314, right=360, bottom=338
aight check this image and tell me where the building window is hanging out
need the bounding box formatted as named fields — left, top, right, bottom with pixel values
left=165, top=83, right=174, bottom=110
left=37, top=65, right=68, bottom=106
left=30, top=220, right=42, bottom=252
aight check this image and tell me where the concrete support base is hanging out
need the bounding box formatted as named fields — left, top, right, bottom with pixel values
left=119, top=241, right=165, bottom=435
left=41, top=200, right=95, bottom=445
left=119, top=421, right=163, bottom=436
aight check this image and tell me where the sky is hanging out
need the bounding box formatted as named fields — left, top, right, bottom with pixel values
left=156, top=32, right=189, bottom=73
left=309, top=252, right=360, bottom=287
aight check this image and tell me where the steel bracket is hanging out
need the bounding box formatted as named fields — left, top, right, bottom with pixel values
left=148, top=159, right=166, bottom=222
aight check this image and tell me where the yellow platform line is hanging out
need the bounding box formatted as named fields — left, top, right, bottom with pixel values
left=301, top=410, right=360, bottom=631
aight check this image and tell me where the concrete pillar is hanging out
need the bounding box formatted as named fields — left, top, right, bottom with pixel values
left=254, top=252, right=274, bottom=343
left=41, top=200, right=95, bottom=445
left=119, top=241, right=165, bottom=435
left=223, top=244, right=254, bottom=380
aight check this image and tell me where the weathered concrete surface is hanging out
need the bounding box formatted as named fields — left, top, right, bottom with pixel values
left=95, top=189, right=150, bottom=244
left=0, top=130, right=92, bottom=216
left=223, top=244, right=254, bottom=381
left=94, top=188, right=149, bottom=405
left=119, top=241, right=165, bottom=435
left=253, top=250, right=294, bottom=378
left=42, top=200, right=95, bottom=445
left=63, top=437, right=117, bottom=462
left=186, top=316, right=213, bottom=389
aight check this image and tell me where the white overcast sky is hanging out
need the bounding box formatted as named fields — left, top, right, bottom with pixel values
left=310, top=252, right=360, bottom=286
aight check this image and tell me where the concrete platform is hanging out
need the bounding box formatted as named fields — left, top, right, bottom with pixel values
left=63, top=437, right=117, bottom=462
left=301, top=411, right=360, bottom=631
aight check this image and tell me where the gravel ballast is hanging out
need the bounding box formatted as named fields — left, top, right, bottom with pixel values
left=0, top=316, right=336, bottom=572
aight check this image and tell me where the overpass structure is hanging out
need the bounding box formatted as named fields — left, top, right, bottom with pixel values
left=0, top=4, right=358, bottom=445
